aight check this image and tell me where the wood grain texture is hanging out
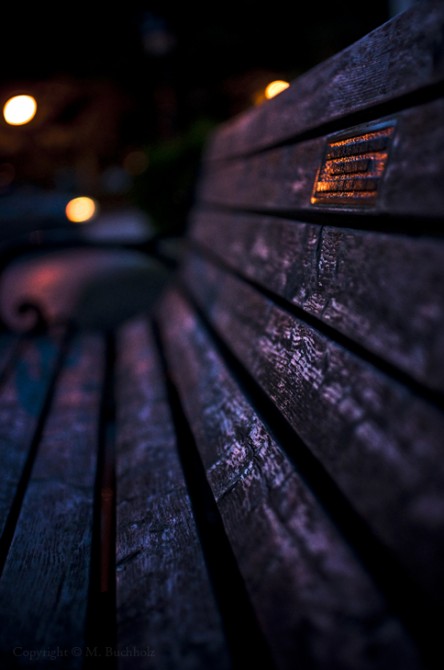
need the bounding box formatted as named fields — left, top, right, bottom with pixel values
left=191, top=210, right=444, bottom=392
left=183, top=254, right=444, bottom=610
left=115, top=318, right=229, bottom=670
left=0, top=334, right=103, bottom=669
left=205, top=1, right=444, bottom=161
left=158, top=288, right=423, bottom=670
left=0, top=334, right=62, bottom=539
left=198, top=99, right=444, bottom=219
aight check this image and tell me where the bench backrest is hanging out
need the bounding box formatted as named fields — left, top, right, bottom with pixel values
left=154, top=2, right=444, bottom=667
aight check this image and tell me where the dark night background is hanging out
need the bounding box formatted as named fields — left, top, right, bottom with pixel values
left=0, top=1, right=411, bottom=236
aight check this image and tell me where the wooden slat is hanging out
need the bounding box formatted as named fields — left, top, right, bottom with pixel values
left=183, top=254, right=444, bottom=609
left=198, top=99, right=444, bottom=219
left=158, top=288, right=423, bottom=670
left=191, top=211, right=444, bottom=392
left=0, top=333, right=103, bottom=669
left=0, top=334, right=63, bottom=538
left=115, top=318, right=230, bottom=670
left=205, top=2, right=444, bottom=161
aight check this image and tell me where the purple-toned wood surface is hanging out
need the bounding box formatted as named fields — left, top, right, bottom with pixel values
left=158, top=288, right=422, bottom=670
left=191, top=210, right=444, bottom=391
left=182, top=253, right=444, bottom=611
left=0, top=334, right=103, bottom=669
left=198, top=100, right=444, bottom=218
left=115, top=318, right=229, bottom=670
left=0, top=334, right=63, bottom=539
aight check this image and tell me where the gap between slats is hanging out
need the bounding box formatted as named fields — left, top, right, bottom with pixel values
left=85, top=332, right=117, bottom=668
left=195, top=201, right=444, bottom=239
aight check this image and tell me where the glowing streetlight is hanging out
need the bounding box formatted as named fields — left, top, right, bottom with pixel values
left=3, top=95, right=37, bottom=126
left=264, top=80, right=290, bottom=100
left=65, top=197, right=98, bottom=223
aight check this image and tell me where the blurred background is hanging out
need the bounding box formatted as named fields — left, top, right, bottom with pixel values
left=0, top=0, right=419, bottom=329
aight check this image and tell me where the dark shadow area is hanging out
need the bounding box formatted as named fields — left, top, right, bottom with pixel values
left=0, top=1, right=405, bottom=329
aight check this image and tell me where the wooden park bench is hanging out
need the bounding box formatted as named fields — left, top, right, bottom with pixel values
left=1, top=2, right=444, bottom=668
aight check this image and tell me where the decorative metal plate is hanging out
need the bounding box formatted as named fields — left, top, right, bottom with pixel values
left=311, top=121, right=396, bottom=207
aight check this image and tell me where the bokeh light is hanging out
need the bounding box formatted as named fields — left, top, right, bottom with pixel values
left=65, top=197, right=98, bottom=223
left=3, top=95, right=37, bottom=125
left=264, top=80, right=290, bottom=99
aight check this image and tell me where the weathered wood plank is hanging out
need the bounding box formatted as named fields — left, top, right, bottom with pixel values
left=205, top=2, right=444, bottom=161
left=183, top=254, right=444, bottom=610
left=198, top=99, right=444, bottom=218
left=191, top=210, right=444, bottom=392
left=158, top=288, right=423, bottom=670
left=0, top=334, right=104, bottom=669
left=115, top=318, right=230, bottom=670
left=0, top=334, right=63, bottom=539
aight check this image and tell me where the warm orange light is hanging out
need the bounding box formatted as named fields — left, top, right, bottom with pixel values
left=264, top=80, right=290, bottom=100
left=3, top=95, right=37, bottom=125
left=65, top=197, right=97, bottom=223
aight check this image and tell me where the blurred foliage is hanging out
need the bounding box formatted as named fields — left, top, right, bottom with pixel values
left=130, top=117, right=217, bottom=237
